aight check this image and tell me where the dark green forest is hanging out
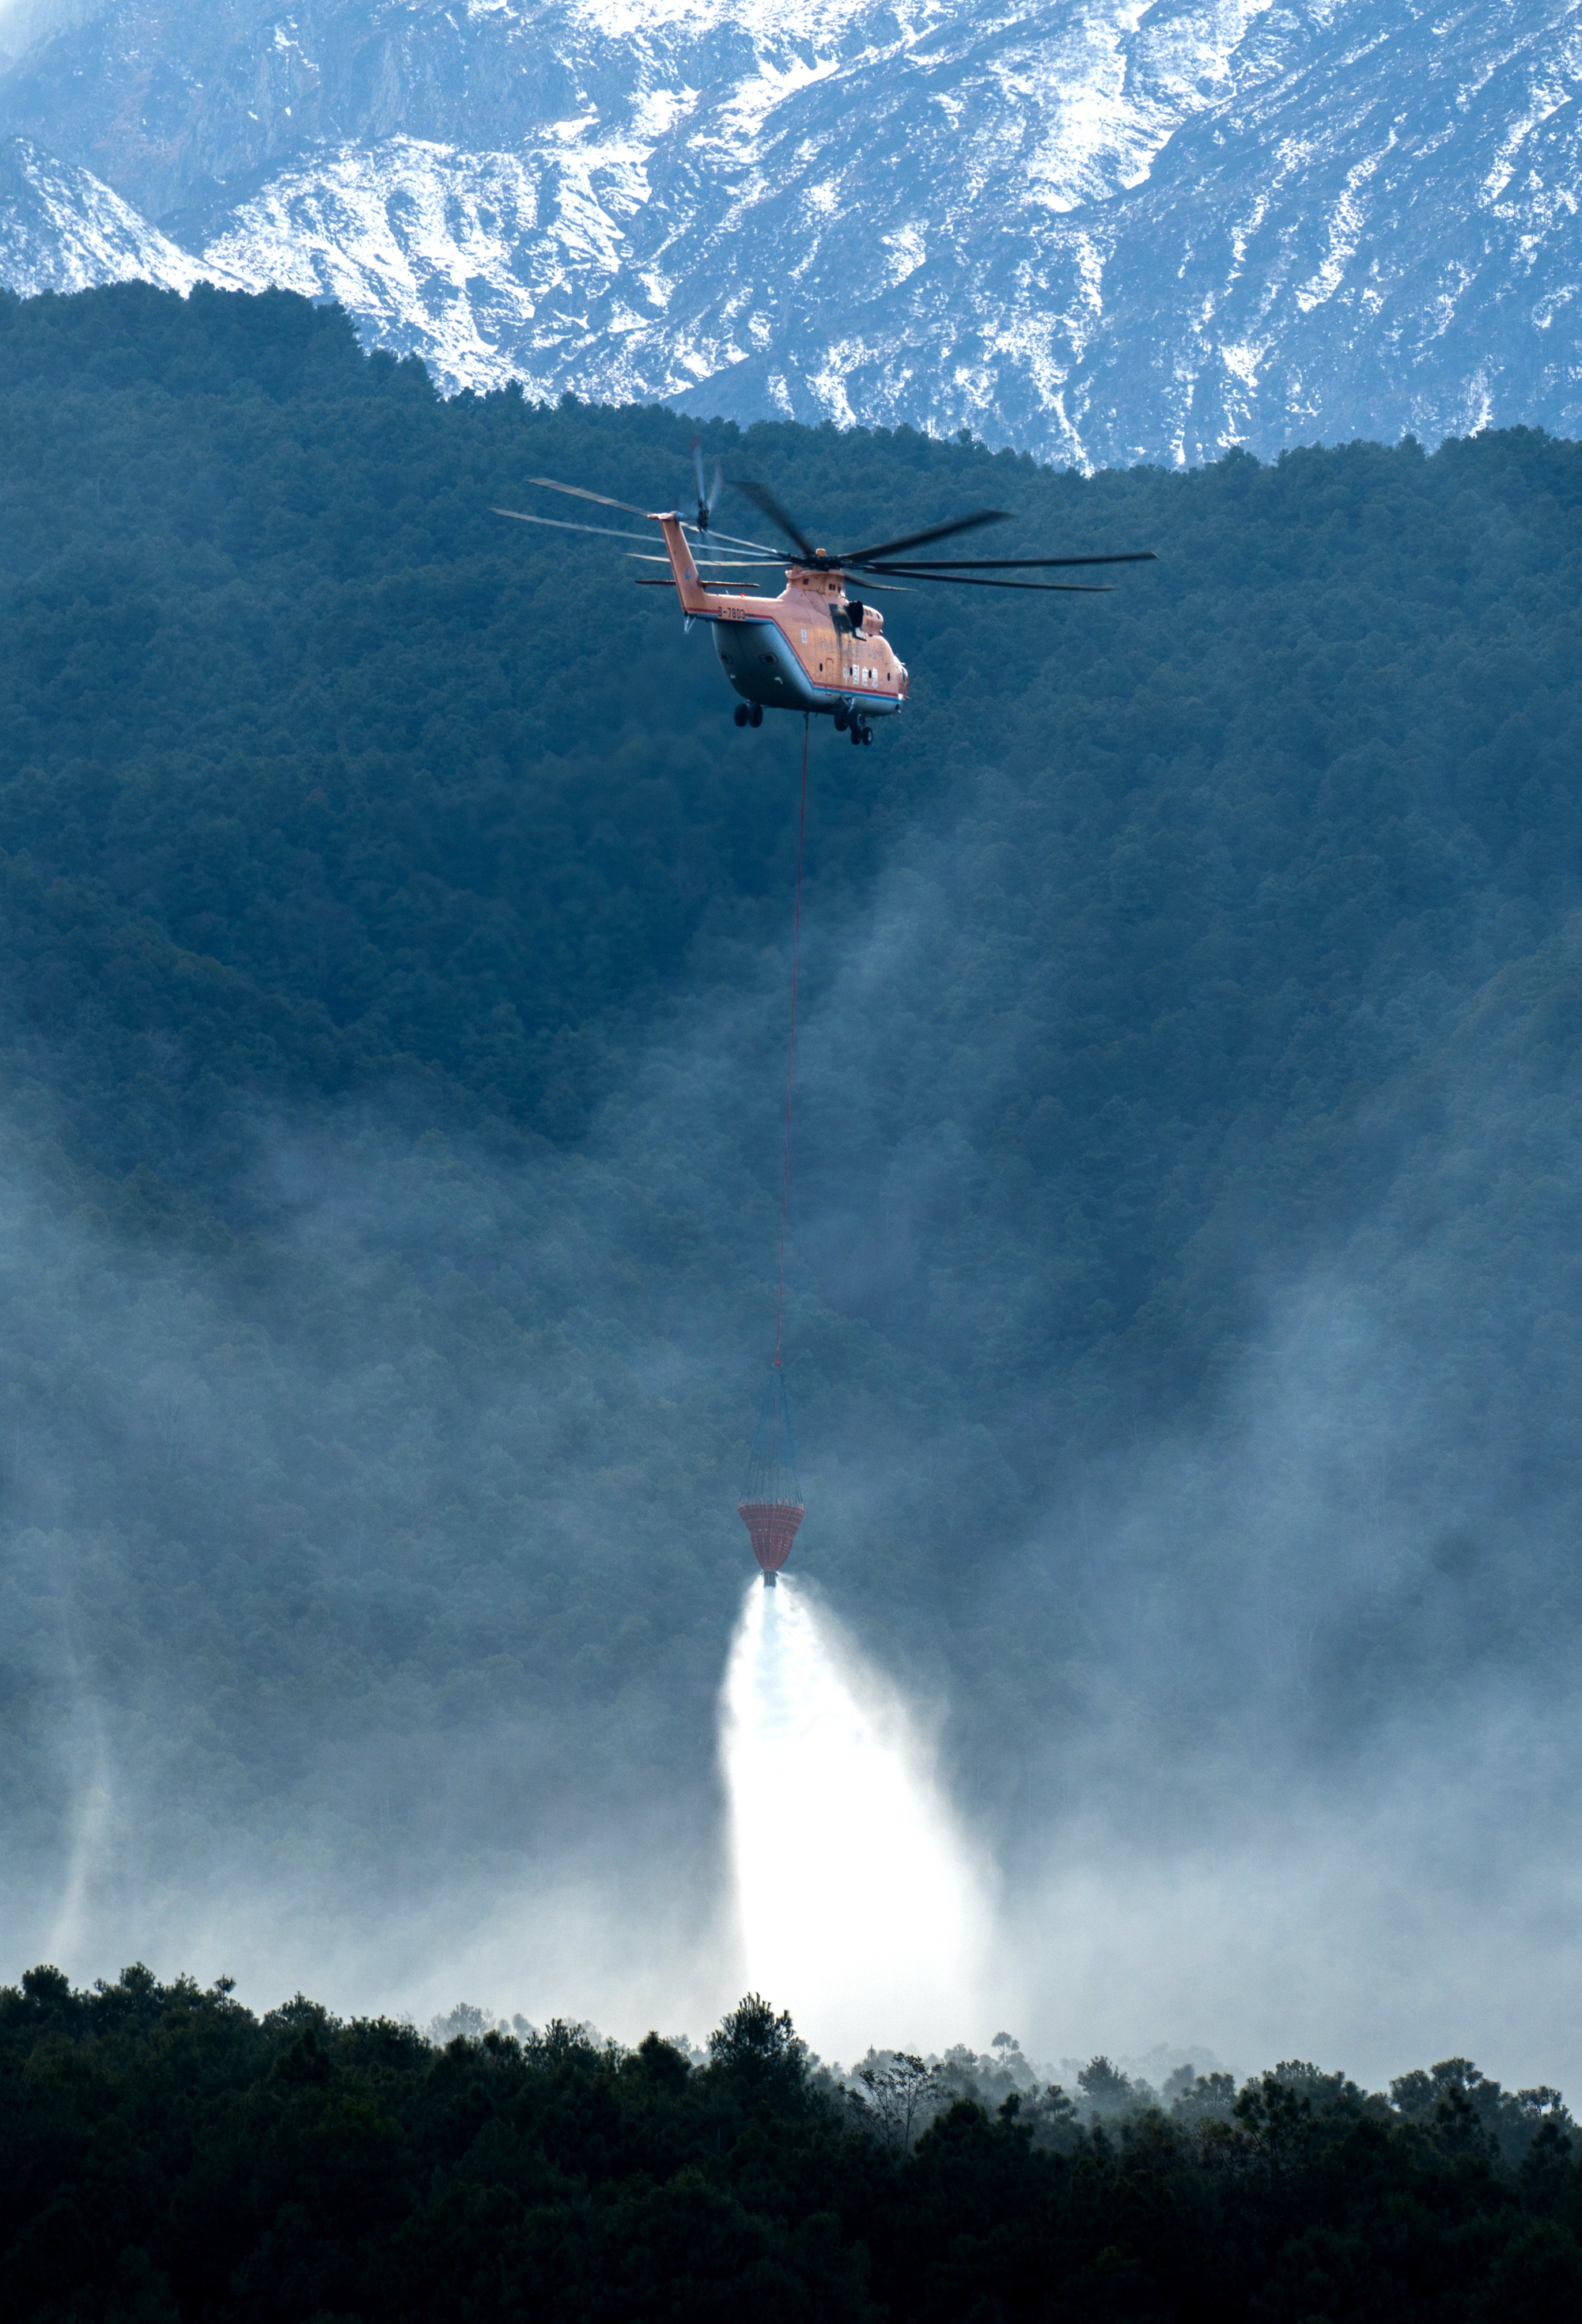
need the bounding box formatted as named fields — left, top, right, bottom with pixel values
left=2, top=284, right=1582, bottom=2094
left=5, top=1966, right=1580, bottom=2322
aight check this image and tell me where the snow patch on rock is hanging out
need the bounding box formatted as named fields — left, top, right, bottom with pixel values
left=0, top=135, right=240, bottom=297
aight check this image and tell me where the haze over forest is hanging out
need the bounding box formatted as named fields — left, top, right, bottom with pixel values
left=1, top=282, right=1581, bottom=2110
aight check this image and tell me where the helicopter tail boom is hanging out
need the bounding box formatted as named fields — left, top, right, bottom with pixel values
left=653, top=513, right=717, bottom=616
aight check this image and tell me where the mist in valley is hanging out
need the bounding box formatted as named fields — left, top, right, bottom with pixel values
left=5, top=745, right=1581, bottom=2093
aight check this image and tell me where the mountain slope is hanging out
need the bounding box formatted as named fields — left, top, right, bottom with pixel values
left=0, top=134, right=235, bottom=296
left=0, top=1, right=1579, bottom=463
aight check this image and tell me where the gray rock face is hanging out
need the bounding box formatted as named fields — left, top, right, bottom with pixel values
left=0, top=0, right=1579, bottom=467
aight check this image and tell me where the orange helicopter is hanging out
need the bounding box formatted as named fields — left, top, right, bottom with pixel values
left=497, top=447, right=1155, bottom=745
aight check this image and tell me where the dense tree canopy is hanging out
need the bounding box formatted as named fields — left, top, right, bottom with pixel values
left=2, top=1964, right=1579, bottom=2322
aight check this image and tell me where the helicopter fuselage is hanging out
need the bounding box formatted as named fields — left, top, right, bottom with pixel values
left=654, top=514, right=907, bottom=721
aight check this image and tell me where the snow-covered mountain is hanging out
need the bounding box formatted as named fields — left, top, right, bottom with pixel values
left=0, top=0, right=1579, bottom=467
left=0, top=133, right=240, bottom=296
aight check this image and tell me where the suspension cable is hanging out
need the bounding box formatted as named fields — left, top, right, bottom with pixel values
left=774, top=713, right=810, bottom=1367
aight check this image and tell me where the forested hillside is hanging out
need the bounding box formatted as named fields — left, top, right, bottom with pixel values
left=2, top=282, right=1581, bottom=2032
left=5, top=1966, right=1580, bottom=2323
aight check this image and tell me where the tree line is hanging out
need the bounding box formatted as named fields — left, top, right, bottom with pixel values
left=3, top=1963, right=1577, bottom=2321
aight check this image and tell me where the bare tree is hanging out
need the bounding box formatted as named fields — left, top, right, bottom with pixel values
left=852, top=2051, right=948, bottom=2151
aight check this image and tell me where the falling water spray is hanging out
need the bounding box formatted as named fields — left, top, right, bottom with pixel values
left=719, top=1576, right=997, bottom=2060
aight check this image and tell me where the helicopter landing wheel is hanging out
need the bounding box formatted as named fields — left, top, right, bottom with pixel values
left=733, top=702, right=748, bottom=727
left=748, top=702, right=763, bottom=728
left=849, top=718, right=865, bottom=746
left=833, top=706, right=849, bottom=732
left=862, top=726, right=873, bottom=745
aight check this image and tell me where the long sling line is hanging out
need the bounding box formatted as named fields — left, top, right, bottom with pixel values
left=774, top=713, right=810, bottom=1368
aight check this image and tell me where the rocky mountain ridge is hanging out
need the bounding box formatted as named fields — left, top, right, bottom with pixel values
left=0, top=0, right=1579, bottom=467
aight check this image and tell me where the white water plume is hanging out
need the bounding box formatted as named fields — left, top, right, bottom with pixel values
left=720, top=1576, right=996, bottom=2061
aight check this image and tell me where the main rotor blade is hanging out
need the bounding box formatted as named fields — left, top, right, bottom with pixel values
left=627, top=554, right=787, bottom=567
left=836, top=509, right=1010, bottom=563
left=733, top=479, right=818, bottom=560
left=875, top=570, right=1114, bottom=592
left=525, top=475, right=655, bottom=519
left=862, top=551, right=1158, bottom=572
left=494, top=507, right=659, bottom=545
left=683, top=523, right=789, bottom=556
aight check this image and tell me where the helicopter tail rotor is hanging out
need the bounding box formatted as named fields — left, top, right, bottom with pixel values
left=691, top=437, right=725, bottom=534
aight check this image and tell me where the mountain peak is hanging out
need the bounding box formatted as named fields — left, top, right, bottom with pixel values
left=0, top=0, right=1579, bottom=465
